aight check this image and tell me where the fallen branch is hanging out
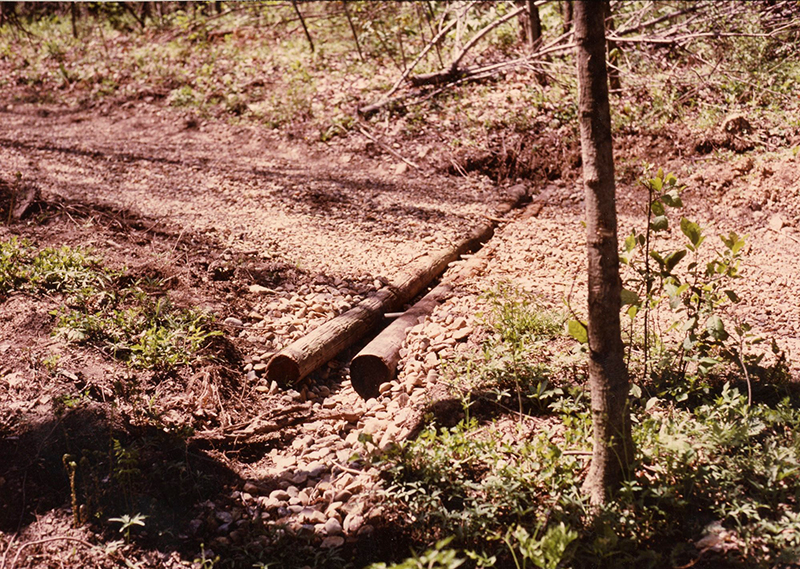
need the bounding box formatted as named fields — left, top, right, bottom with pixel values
left=356, top=126, right=419, bottom=169
left=614, top=3, right=705, bottom=37
left=409, top=4, right=526, bottom=87
left=370, top=2, right=475, bottom=106
left=609, top=27, right=800, bottom=46
left=5, top=536, right=111, bottom=569
left=358, top=39, right=575, bottom=116
left=450, top=4, right=526, bottom=72
left=331, top=461, right=367, bottom=476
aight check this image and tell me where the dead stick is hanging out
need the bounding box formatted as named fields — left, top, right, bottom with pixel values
left=6, top=537, right=106, bottom=569
left=449, top=5, right=526, bottom=71
left=380, top=3, right=469, bottom=101
left=342, top=1, right=363, bottom=62
left=357, top=126, right=420, bottom=169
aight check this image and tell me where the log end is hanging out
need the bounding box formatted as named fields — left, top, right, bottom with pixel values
left=350, top=354, right=391, bottom=400
left=266, top=353, right=300, bottom=386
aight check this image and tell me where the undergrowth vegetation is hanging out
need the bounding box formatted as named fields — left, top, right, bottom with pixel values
left=1, top=2, right=797, bottom=149
left=0, top=237, right=219, bottom=370
left=375, top=170, right=797, bottom=569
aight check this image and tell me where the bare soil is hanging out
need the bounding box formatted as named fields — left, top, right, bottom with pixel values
left=0, top=95, right=799, bottom=568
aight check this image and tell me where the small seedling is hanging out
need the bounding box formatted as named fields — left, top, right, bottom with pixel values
left=108, top=513, right=146, bottom=543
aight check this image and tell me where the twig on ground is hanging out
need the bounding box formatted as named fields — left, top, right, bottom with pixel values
left=5, top=536, right=107, bottom=569
left=331, top=461, right=366, bottom=476
left=0, top=534, right=17, bottom=569
left=769, top=226, right=800, bottom=244
left=356, top=126, right=420, bottom=170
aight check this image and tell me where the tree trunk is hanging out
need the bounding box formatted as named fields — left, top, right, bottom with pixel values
left=604, top=0, right=621, bottom=93
left=516, top=0, right=541, bottom=52
left=561, top=0, right=573, bottom=35
left=70, top=2, right=78, bottom=38
left=574, top=0, right=633, bottom=506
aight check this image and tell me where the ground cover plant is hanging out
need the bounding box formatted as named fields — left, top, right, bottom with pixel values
left=375, top=171, right=798, bottom=568
left=0, top=237, right=220, bottom=371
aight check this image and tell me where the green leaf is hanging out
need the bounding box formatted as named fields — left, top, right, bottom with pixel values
left=706, top=315, right=729, bottom=341
left=650, top=215, right=669, bottom=231
left=626, top=305, right=639, bottom=319
left=661, top=189, right=683, bottom=207
left=698, top=356, right=720, bottom=375
left=650, top=176, right=664, bottom=192
left=724, top=289, right=740, bottom=303
left=665, top=173, right=677, bottom=186
left=664, top=249, right=687, bottom=273
left=567, top=320, right=588, bottom=344
left=721, top=231, right=746, bottom=255
left=680, top=218, right=704, bottom=248
left=649, top=250, right=666, bottom=267
left=620, top=288, right=640, bottom=306
left=624, top=233, right=636, bottom=253
left=651, top=200, right=665, bottom=216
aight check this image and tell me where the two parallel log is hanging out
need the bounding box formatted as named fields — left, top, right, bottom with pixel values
left=265, top=224, right=494, bottom=386
left=265, top=184, right=529, bottom=388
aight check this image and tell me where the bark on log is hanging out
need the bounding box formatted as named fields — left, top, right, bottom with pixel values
left=267, top=186, right=529, bottom=388
left=351, top=284, right=452, bottom=399
left=409, top=67, right=464, bottom=88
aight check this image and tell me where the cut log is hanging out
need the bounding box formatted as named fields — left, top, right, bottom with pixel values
left=350, top=230, right=498, bottom=400
left=351, top=284, right=452, bottom=399
left=266, top=223, right=496, bottom=386
left=349, top=187, right=529, bottom=399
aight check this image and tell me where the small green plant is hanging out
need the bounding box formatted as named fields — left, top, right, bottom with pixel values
left=0, top=237, right=225, bottom=370
left=193, top=544, right=220, bottom=569
left=40, top=352, right=61, bottom=374
left=482, top=283, right=564, bottom=344
left=52, top=389, right=89, bottom=417
left=108, top=512, right=146, bottom=543
left=449, top=284, right=566, bottom=416
left=112, top=439, right=141, bottom=509
left=54, top=299, right=220, bottom=370
left=613, top=168, right=781, bottom=402
left=367, top=538, right=465, bottom=569
left=504, top=523, right=578, bottom=569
